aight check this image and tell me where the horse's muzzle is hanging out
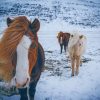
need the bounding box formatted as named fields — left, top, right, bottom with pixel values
left=15, top=78, right=30, bottom=88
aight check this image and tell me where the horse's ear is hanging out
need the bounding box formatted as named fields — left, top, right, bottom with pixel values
left=31, top=18, right=40, bottom=33
left=79, top=35, right=83, bottom=39
left=7, top=17, right=13, bottom=27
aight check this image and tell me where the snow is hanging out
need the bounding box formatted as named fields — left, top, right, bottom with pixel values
left=0, top=0, right=100, bottom=100
left=1, top=20, right=100, bottom=100
left=34, top=25, right=100, bottom=100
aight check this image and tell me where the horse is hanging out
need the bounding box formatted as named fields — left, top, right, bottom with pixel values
left=0, top=16, right=45, bottom=100
left=68, top=32, right=86, bottom=76
left=57, top=31, right=70, bottom=54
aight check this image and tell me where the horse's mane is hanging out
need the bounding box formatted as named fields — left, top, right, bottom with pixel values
left=0, top=16, right=31, bottom=58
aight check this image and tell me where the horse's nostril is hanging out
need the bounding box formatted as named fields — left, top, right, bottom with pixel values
left=27, top=78, right=29, bottom=81
left=15, top=78, right=20, bottom=88
left=22, top=78, right=29, bottom=88
left=15, top=78, right=17, bottom=83
left=26, top=78, right=29, bottom=83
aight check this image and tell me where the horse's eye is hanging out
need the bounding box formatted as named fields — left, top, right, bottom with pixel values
left=79, top=35, right=83, bottom=39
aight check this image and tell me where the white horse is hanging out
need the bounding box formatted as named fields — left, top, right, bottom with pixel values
left=68, top=32, right=86, bottom=76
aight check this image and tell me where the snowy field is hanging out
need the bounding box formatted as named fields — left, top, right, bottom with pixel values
left=35, top=23, right=100, bottom=100
left=0, top=0, right=100, bottom=100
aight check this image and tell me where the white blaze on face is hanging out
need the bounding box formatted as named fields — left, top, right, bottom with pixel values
left=60, top=37, right=63, bottom=44
left=15, top=35, right=32, bottom=87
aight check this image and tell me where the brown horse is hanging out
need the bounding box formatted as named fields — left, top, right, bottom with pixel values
left=57, top=31, right=70, bottom=53
left=0, top=16, right=45, bottom=100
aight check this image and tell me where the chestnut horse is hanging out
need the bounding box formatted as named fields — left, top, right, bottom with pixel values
left=68, top=33, right=86, bottom=76
left=0, top=16, right=45, bottom=100
left=57, top=31, right=70, bottom=54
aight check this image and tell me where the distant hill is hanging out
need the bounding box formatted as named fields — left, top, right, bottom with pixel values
left=0, top=0, right=100, bottom=27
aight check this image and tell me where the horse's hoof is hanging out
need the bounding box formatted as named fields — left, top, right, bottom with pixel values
left=30, top=97, right=34, bottom=100
left=71, top=74, right=74, bottom=77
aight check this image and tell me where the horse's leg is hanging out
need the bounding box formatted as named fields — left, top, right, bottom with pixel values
left=64, top=40, right=69, bottom=53
left=71, top=57, right=75, bottom=76
left=80, top=59, right=82, bottom=66
left=76, top=56, right=80, bottom=75
left=29, top=65, right=42, bottom=100
left=29, top=43, right=45, bottom=100
left=29, top=75, right=40, bottom=100
left=18, top=88, right=28, bottom=100
left=60, top=44, right=63, bottom=54
left=64, top=45, right=66, bottom=53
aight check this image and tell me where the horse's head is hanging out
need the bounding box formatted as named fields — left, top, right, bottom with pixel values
left=57, top=31, right=64, bottom=44
left=6, top=16, right=40, bottom=88
left=7, top=17, right=40, bottom=34
left=68, top=33, right=86, bottom=48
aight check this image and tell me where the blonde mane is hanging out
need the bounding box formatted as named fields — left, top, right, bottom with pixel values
left=0, top=16, right=30, bottom=59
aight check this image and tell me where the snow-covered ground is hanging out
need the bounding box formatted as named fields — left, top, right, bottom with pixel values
left=0, top=20, right=100, bottom=100
left=35, top=21, right=100, bottom=100
left=0, top=0, right=100, bottom=100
